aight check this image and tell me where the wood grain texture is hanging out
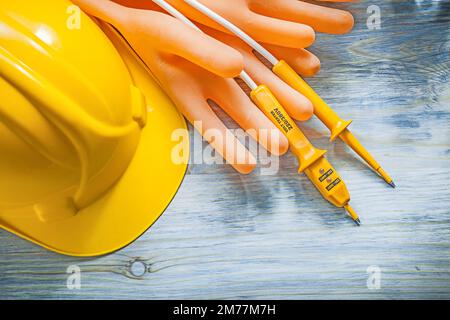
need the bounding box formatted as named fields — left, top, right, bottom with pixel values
left=1, top=0, right=449, bottom=299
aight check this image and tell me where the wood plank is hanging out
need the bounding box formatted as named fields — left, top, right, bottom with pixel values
left=1, top=0, right=449, bottom=299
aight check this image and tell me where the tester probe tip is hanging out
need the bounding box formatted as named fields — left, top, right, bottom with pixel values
left=344, top=205, right=361, bottom=226
left=377, top=167, right=395, bottom=188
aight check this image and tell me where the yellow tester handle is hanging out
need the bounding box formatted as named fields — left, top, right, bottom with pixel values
left=272, top=60, right=352, bottom=141
left=250, top=85, right=351, bottom=208
left=250, top=85, right=324, bottom=172
left=272, top=60, right=393, bottom=186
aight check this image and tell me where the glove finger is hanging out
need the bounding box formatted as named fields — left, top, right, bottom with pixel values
left=241, top=11, right=316, bottom=48
left=135, top=11, right=244, bottom=78
left=241, top=52, right=314, bottom=121
left=203, top=26, right=320, bottom=77
left=147, top=55, right=256, bottom=174
left=113, top=0, right=160, bottom=10
left=205, top=29, right=314, bottom=121
left=106, top=5, right=243, bottom=78
left=210, top=79, right=289, bottom=156
left=185, top=96, right=257, bottom=174
left=251, top=0, right=354, bottom=34
left=75, top=0, right=244, bottom=77
left=263, top=44, right=321, bottom=77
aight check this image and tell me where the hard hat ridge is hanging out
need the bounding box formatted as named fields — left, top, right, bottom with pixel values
left=0, top=34, right=147, bottom=219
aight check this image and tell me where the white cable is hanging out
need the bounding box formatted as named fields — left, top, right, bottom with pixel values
left=239, top=71, right=257, bottom=90
left=152, top=0, right=200, bottom=30
left=184, top=0, right=279, bottom=66
left=151, top=0, right=257, bottom=90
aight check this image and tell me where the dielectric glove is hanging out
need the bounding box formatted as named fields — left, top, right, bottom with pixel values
left=72, top=0, right=300, bottom=174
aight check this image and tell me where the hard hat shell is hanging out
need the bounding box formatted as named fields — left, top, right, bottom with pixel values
left=0, top=0, right=188, bottom=256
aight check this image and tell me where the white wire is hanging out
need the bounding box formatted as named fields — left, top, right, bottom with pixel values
left=239, top=71, right=257, bottom=90
left=151, top=0, right=257, bottom=90
left=184, top=0, right=279, bottom=66
left=152, top=0, right=200, bottom=30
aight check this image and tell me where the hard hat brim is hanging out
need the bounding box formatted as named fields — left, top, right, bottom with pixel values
left=0, top=24, right=189, bottom=257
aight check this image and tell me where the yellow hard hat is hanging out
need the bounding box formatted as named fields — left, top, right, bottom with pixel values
left=0, top=0, right=189, bottom=256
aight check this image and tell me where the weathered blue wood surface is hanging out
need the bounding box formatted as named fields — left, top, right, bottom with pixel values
left=1, top=0, right=449, bottom=299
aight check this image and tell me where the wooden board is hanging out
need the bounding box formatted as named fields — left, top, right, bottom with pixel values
left=1, top=0, right=449, bottom=299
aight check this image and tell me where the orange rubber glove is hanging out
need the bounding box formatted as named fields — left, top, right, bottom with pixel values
left=113, top=0, right=322, bottom=120
left=71, top=0, right=300, bottom=174
left=116, top=0, right=355, bottom=78
left=204, top=27, right=316, bottom=121
left=162, top=0, right=356, bottom=39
